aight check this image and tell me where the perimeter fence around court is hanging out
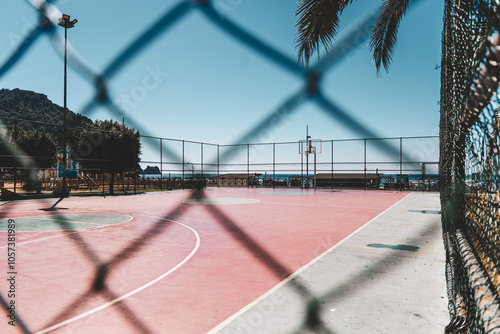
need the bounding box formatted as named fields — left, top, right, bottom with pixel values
left=142, top=134, right=440, bottom=190
left=0, top=116, right=440, bottom=197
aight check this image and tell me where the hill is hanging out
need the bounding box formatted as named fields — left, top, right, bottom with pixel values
left=0, top=88, right=92, bottom=139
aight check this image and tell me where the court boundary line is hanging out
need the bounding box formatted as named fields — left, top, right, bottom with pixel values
left=0, top=215, right=135, bottom=248
left=0, top=214, right=134, bottom=232
left=207, top=192, right=413, bottom=333
left=0, top=190, right=185, bottom=208
left=34, top=215, right=201, bottom=334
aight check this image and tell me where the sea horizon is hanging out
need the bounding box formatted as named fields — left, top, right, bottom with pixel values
left=143, top=173, right=440, bottom=182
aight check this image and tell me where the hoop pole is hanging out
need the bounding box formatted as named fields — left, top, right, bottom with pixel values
left=301, top=147, right=303, bottom=189
left=314, top=149, right=317, bottom=190
left=306, top=151, right=309, bottom=188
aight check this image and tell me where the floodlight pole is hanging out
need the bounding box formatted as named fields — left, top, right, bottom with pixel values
left=58, top=14, right=77, bottom=198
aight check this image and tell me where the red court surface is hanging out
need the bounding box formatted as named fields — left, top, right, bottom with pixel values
left=0, top=188, right=409, bottom=334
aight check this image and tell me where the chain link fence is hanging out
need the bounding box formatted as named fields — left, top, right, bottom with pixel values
left=441, top=0, right=500, bottom=332
left=0, top=116, right=439, bottom=196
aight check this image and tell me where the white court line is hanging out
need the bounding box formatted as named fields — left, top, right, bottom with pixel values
left=0, top=215, right=134, bottom=247
left=35, top=215, right=201, bottom=334
left=258, top=201, right=396, bottom=210
left=207, top=192, right=413, bottom=333
left=29, top=217, right=114, bottom=226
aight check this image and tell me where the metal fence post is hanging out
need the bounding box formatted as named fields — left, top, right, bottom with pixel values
left=160, top=138, right=163, bottom=192
left=364, top=138, right=367, bottom=190
left=422, top=162, right=426, bottom=191
left=102, top=130, right=105, bottom=197
left=273, top=143, right=276, bottom=189
left=217, top=144, right=220, bottom=188
left=400, top=137, right=403, bottom=176
left=13, top=119, right=18, bottom=194
left=182, top=140, right=185, bottom=190
left=331, top=140, right=334, bottom=190
left=247, top=143, right=250, bottom=188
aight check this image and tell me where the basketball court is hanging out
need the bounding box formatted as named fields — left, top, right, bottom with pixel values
left=0, top=188, right=441, bottom=333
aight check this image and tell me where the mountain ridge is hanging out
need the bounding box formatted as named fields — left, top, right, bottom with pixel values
left=0, top=88, right=92, bottom=138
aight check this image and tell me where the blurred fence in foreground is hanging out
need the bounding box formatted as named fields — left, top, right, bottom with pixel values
left=0, top=0, right=450, bottom=333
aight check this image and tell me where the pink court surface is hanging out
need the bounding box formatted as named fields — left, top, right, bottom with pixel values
left=0, top=188, right=409, bottom=334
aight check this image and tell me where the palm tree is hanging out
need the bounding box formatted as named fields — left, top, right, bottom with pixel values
left=296, top=0, right=411, bottom=74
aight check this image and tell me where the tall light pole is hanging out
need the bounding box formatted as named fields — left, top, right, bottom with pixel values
left=58, top=14, right=77, bottom=197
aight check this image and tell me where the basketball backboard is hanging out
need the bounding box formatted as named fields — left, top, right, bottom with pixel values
left=299, top=139, right=322, bottom=155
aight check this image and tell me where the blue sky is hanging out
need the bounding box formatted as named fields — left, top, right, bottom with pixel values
left=0, top=0, right=443, bottom=169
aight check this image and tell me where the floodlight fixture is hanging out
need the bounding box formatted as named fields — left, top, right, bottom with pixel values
left=58, top=14, right=77, bottom=28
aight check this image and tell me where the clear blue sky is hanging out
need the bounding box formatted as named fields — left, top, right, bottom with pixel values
left=1, top=0, right=443, bottom=169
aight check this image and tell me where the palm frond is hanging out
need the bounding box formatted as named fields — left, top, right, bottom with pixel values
left=296, top=0, right=355, bottom=66
left=370, top=0, right=411, bottom=74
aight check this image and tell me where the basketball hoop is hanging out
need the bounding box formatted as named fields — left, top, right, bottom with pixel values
left=299, top=139, right=322, bottom=189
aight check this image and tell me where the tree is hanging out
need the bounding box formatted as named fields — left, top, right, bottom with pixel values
left=296, top=1, right=494, bottom=74
left=0, top=129, right=57, bottom=169
left=296, top=0, right=412, bottom=73
left=17, top=130, right=58, bottom=169
left=0, top=129, right=57, bottom=192
left=70, top=120, right=141, bottom=195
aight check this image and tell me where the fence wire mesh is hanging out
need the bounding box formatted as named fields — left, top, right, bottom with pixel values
left=0, top=0, right=453, bottom=333
left=441, top=0, right=500, bottom=332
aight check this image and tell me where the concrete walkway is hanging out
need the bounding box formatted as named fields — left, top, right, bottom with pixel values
left=211, top=192, right=449, bottom=334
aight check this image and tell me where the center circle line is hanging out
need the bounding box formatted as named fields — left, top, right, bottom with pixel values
left=34, top=215, right=201, bottom=334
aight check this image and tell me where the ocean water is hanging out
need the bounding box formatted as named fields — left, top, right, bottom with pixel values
left=143, top=173, right=439, bottom=183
